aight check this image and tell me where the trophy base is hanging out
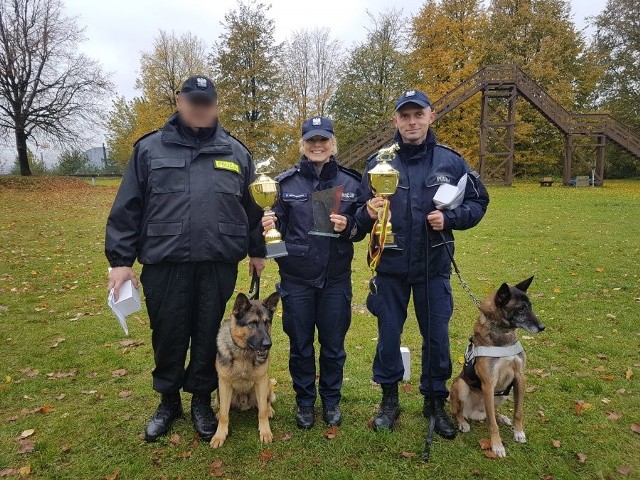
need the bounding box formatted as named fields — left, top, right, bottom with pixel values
left=308, top=230, right=340, bottom=238
left=265, top=241, right=288, bottom=259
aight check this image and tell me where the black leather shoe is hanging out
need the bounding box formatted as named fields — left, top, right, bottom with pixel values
left=191, top=393, right=217, bottom=442
left=423, top=395, right=456, bottom=440
left=144, top=393, right=183, bottom=442
left=295, top=406, right=315, bottom=429
left=373, top=383, right=400, bottom=431
left=322, top=404, right=342, bottom=427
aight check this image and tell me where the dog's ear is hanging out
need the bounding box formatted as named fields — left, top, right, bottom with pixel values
left=232, top=292, right=252, bottom=316
left=263, top=292, right=280, bottom=315
left=515, top=276, right=534, bottom=293
left=495, top=282, right=512, bottom=308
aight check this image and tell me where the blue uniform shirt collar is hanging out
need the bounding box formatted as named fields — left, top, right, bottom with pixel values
left=299, top=156, right=338, bottom=181
left=394, top=128, right=436, bottom=160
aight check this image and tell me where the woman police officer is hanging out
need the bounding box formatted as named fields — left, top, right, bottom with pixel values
left=261, top=117, right=365, bottom=429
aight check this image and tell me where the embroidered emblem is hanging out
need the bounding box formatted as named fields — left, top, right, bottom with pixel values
left=196, top=77, right=207, bottom=88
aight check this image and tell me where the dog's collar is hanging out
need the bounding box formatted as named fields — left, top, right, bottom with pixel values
left=465, top=339, right=524, bottom=363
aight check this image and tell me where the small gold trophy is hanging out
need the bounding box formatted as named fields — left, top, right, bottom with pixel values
left=368, top=143, right=400, bottom=248
left=249, top=157, right=288, bottom=259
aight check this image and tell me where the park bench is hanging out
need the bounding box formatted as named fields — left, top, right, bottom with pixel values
left=539, top=177, right=554, bottom=187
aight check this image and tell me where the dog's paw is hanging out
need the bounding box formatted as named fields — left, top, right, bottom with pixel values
left=458, top=421, right=470, bottom=433
left=491, top=442, right=507, bottom=458
left=497, top=414, right=512, bottom=426
left=210, top=433, right=227, bottom=449
left=513, top=430, right=526, bottom=443
left=260, top=429, right=273, bottom=443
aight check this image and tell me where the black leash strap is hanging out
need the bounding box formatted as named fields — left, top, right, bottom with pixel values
left=248, top=271, right=260, bottom=300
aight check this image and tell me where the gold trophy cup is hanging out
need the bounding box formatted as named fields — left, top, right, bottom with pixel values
left=249, top=157, right=288, bottom=259
left=368, top=143, right=400, bottom=248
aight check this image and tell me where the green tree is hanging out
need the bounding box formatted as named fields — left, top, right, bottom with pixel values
left=484, top=0, right=601, bottom=177
left=592, top=0, right=640, bottom=178
left=10, top=149, right=46, bottom=175
left=212, top=1, right=283, bottom=162
left=329, top=9, right=411, bottom=157
left=54, top=149, right=89, bottom=175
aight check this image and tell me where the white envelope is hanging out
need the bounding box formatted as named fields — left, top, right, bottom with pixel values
left=433, top=173, right=468, bottom=211
left=107, top=279, right=141, bottom=336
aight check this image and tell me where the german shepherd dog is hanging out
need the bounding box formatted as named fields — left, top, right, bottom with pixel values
left=210, top=291, right=280, bottom=448
left=449, top=276, right=545, bottom=458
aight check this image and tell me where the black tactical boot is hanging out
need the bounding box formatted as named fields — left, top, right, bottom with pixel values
left=295, top=406, right=315, bottom=429
left=144, top=392, right=183, bottom=442
left=373, top=383, right=400, bottom=431
left=322, top=404, right=342, bottom=427
left=423, top=395, right=456, bottom=440
left=191, top=393, right=217, bottom=442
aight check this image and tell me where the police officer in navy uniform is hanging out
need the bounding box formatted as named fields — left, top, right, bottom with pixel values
left=261, top=117, right=365, bottom=429
left=105, top=75, right=265, bottom=442
left=354, top=90, right=489, bottom=436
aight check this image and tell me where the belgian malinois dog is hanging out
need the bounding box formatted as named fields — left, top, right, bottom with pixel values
left=449, top=276, right=545, bottom=458
left=210, top=291, right=280, bottom=448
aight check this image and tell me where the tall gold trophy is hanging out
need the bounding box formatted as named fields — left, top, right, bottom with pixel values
left=368, top=143, right=400, bottom=248
left=249, top=157, right=288, bottom=259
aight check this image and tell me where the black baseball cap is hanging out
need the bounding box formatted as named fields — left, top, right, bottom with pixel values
left=302, top=116, right=334, bottom=140
left=179, top=75, right=217, bottom=103
left=395, top=89, right=431, bottom=111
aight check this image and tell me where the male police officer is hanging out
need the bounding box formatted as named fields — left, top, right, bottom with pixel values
left=105, top=75, right=265, bottom=442
left=355, top=90, right=489, bottom=437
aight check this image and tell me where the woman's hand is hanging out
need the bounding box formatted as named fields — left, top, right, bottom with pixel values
left=366, top=197, right=388, bottom=220
left=330, top=214, right=348, bottom=233
left=261, top=213, right=277, bottom=236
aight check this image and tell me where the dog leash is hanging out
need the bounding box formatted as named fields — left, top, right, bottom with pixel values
left=439, top=232, right=481, bottom=307
left=248, top=271, right=260, bottom=300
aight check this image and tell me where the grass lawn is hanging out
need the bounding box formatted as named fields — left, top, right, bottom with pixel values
left=0, top=176, right=638, bottom=479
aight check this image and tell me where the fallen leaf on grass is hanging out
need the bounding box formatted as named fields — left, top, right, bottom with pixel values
left=105, top=467, right=120, bottom=480
left=606, top=411, right=623, bottom=421
left=19, top=466, right=31, bottom=476
left=19, top=429, right=35, bottom=439
left=576, top=453, right=587, bottom=463
left=111, top=369, right=127, bottom=377
left=617, top=466, right=633, bottom=475
left=401, top=383, right=412, bottom=393
left=49, top=337, right=65, bottom=348
left=118, top=391, right=132, bottom=399
left=169, top=434, right=181, bottom=446
left=625, top=368, right=633, bottom=380
left=179, top=450, right=191, bottom=459
left=119, top=339, right=144, bottom=348
left=46, top=370, right=76, bottom=380
left=61, top=444, right=71, bottom=453
left=210, top=459, right=224, bottom=477
left=259, top=450, right=273, bottom=465
left=478, top=438, right=491, bottom=450
left=280, top=433, right=292, bottom=442
left=551, top=439, right=561, bottom=448
left=86, top=371, right=98, bottom=378
left=400, top=451, right=416, bottom=458
left=18, top=439, right=35, bottom=454
left=0, top=468, right=18, bottom=477
left=574, top=400, right=592, bottom=415
left=631, top=424, right=640, bottom=434
left=324, top=426, right=339, bottom=440
left=483, top=450, right=497, bottom=459
left=18, top=368, right=39, bottom=378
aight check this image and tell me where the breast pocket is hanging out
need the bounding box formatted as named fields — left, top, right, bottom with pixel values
left=212, top=164, right=242, bottom=196
left=149, top=157, right=186, bottom=193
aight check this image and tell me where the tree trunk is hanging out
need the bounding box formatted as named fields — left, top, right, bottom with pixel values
left=15, top=127, right=31, bottom=176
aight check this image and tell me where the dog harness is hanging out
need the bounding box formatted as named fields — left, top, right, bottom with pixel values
left=461, top=338, right=524, bottom=397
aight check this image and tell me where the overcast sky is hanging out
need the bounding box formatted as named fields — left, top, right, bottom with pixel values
left=0, top=0, right=608, bottom=169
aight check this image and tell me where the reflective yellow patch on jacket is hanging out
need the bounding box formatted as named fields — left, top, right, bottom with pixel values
left=214, top=160, right=240, bottom=174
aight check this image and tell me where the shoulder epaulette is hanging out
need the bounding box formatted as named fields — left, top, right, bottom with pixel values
left=275, top=167, right=298, bottom=183
left=133, top=129, right=161, bottom=147
left=337, top=164, right=362, bottom=182
left=435, top=143, right=463, bottom=158
left=223, top=128, right=252, bottom=155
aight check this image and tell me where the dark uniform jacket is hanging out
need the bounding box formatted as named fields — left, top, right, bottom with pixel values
left=105, top=113, right=265, bottom=267
left=273, top=157, right=365, bottom=288
left=354, top=129, right=489, bottom=283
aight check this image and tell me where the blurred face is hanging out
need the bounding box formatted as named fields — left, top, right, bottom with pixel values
left=303, top=136, right=334, bottom=163
left=393, top=104, right=436, bottom=145
left=176, top=94, right=219, bottom=128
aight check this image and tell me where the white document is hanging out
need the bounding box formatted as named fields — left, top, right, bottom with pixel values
left=433, top=173, right=468, bottom=211
left=107, top=278, right=141, bottom=336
